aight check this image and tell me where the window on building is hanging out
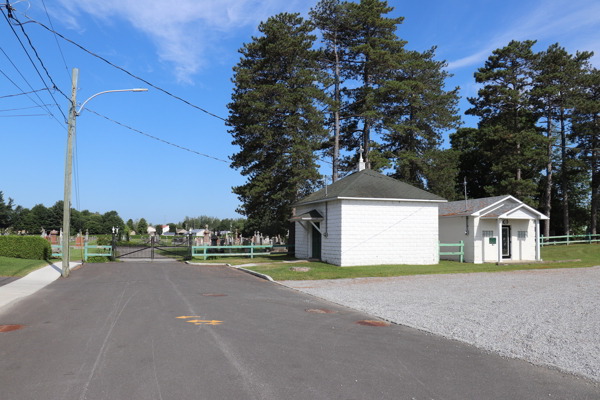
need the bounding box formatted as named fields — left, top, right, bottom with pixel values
left=482, top=230, right=494, bottom=237
left=518, top=231, right=528, bottom=239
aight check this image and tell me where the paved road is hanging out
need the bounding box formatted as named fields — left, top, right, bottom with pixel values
left=0, top=261, right=598, bottom=400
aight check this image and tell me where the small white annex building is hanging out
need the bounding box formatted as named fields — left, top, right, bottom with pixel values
left=438, top=195, right=549, bottom=264
left=291, top=168, right=446, bottom=267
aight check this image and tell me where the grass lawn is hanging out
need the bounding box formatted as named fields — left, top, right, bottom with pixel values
left=0, top=256, right=51, bottom=277
left=192, top=253, right=296, bottom=265
left=245, top=244, right=600, bottom=281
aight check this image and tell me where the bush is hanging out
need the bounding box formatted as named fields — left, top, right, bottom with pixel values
left=0, top=236, right=51, bottom=260
left=97, top=237, right=112, bottom=246
left=86, top=256, right=110, bottom=263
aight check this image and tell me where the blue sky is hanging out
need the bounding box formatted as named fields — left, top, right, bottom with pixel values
left=1, top=0, right=599, bottom=226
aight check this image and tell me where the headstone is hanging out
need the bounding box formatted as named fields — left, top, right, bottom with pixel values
left=203, top=225, right=211, bottom=246
left=85, top=229, right=89, bottom=242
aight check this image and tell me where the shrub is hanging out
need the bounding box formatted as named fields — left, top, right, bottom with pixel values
left=86, top=256, right=110, bottom=263
left=97, top=237, right=112, bottom=246
left=0, top=236, right=51, bottom=260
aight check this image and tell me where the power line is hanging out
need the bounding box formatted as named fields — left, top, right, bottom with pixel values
left=0, top=87, right=48, bottom=98
left=17, top=15, right=227, bottom=122
left=0, top=103, right=54, bottom=112
left=1, top=8, right=68, bottom=121
left=0, top=113, right=50, bottom=117
left=0, top=61, right=66, bottom=130
left=0, top=46, right=55, bottom=115
left=86, top=108, right=230, bottom=163
left=40, top=0, right=70, bottom=83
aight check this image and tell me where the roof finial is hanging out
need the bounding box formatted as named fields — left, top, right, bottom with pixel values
left=357, top=146, right=366, bottom=171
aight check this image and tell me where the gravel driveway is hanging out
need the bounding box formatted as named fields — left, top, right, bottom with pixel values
left=284, top=266, right=600, bottom=381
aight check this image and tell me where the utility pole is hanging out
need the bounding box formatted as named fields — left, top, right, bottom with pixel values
left=62, top=68, right=78, bottom=278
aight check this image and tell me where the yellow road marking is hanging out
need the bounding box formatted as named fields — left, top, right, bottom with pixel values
left=177, top=316, right=223, bottom=325
left=187, top=320, right=223, bottom=325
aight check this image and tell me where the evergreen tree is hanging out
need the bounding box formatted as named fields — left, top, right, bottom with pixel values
left=466, top=40, right=546, bottom=204
left=310, top=0, right=351, bottom=182
left=227, top=13, right=328, bottom=236
left=572, top=67, right=600, bottom=234
left=381, top=48, right=461, bottom=187
left=127, top=219, right=134, bottom=231
left=137, top=218, right=148, bottom=235
left=339, top=0, right=405, bottom=166
left=532, top=44, right=593, bottom=235
left=451, top=127, right=497, bottom=199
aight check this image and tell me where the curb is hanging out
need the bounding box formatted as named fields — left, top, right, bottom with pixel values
left=185, top=261, right=276, bottom=282
left=0, top=261, right=82, bottom=312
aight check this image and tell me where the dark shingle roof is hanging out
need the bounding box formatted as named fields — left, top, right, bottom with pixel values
left=438, top=195, right=514, bottom=217
left=293, top=169, right=446, bottom=206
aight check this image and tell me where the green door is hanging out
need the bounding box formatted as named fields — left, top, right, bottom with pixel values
left=311, top=223, right=321, bottom=260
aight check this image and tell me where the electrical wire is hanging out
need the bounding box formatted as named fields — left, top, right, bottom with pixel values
left=0, top=113, right=50, bottom=117
left=0, top=103, right=54, bottom=112
left=0, top=63, right=66, bottom=130
left=0, top=47, right=55, bottom=116
left=1, top=7, right=68, bottom=121
left=0, top=87, right=48, bottom=98
left=86, top=108, right=230, bottom=163
left=14, top=15, right=227, bottom=122
left=40, top=0, right=70, bottom=83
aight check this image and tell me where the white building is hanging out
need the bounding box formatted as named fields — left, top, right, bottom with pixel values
left=438, top=195, right=549, bottom=264
left=291, top=168, right=446, bottom=267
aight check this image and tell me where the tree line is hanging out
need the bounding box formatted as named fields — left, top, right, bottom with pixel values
left=0, top=191, right=125, bottom=235
left=227, top=0, right=598, bottom=237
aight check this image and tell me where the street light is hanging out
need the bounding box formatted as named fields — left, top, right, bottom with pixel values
left=77, top=88, right=148, bottom=116
left=62, top=68, right=147, bottom=277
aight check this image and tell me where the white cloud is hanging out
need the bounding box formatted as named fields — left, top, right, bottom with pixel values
left=447, top=0, right=600, bottom=70
left=54, top=0, right=304, bottom=82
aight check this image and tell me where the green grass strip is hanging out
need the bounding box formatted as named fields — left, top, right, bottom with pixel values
left=0, top=256, right=51, bottom=277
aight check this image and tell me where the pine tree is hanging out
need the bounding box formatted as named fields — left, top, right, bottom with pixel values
left=227, top=13, right=328, bottom=236
left=381, top=48, right=461, bottom=187
left=340, top=0, right=405, bottom=166
left=310, top=0, right=351, bottom=182
left=466, top=40, right=545, bottom=203
left=572, top=67, right=600, bottom=234
left=137, top=218, right=148, bottom=235
left=532, top=44, right=593, bottom=235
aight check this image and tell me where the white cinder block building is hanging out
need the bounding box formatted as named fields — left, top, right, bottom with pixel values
left=438, top=195, right=549, bottom=264
left=291, top=168, right=446, bottom=267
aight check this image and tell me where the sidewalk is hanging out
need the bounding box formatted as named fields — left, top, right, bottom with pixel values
left=0, top=261, right=81, bottom=311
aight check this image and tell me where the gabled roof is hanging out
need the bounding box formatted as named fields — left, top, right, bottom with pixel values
left=289, top=209, right=324, bottom=222
left=439, top=195, right=510, bottom=217
left=293, top=169, right=446, bottom=206
left=439, top=195, right=548, bottom=219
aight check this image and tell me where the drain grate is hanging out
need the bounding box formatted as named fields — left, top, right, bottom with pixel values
left=0, top=324, right=24, bottom=333
left=202, top=293, right=226, bottom=297
left=355, top=320, right=390, bottom=327
left=305, top=308, right=336, bottom=314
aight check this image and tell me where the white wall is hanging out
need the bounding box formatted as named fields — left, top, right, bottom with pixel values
left=439, top=217, right=474, bottom=262
left=339, top=200, right=439, bottom=266
left=477, top=219, right=499, bottom=263
left=440, top=216, right=538, bottom=263
left=294, top=201, right=342, bottom=265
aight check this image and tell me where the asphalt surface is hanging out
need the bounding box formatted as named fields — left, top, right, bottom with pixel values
left=0, top=261, right=598, bottom=400
left=0, top=276, right=19, bottom=287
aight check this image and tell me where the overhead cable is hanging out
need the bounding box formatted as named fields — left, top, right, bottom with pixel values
left=18, top=17, right=227, bottom=122
left=86, top=108, right=230, bottom=163
left=0, top=87, right=48, bottom=98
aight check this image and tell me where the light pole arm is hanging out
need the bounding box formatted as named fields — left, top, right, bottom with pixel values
left=77, top=88, right=148, bottom=115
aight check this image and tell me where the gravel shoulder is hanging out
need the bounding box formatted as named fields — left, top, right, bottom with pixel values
left=283, top=266, right=600, bottom=381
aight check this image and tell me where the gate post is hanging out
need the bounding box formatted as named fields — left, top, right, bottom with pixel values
left=111, top=232, right=116, bottom=261
left=186, top=233, right=192, bottom=261
left=151, top=235, right=155, bottom=260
